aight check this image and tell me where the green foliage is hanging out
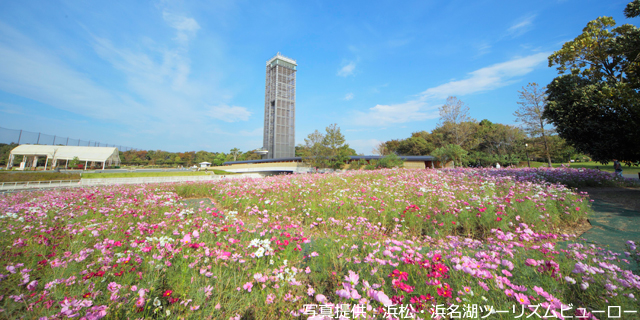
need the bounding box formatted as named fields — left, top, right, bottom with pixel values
left=300, top=124, right=356, bottom=169
left=545, top=75, right=640, bottom=164
left=229, top=148, right=241, bottom=162
left=363, top=161, right=377, bottom=170
left=626, top=0, right=640, bottom=18
left=432, top=144, right=468, bottom=168
left=396, top=137, right=433, bottom=155
left=545, top=3, right=640, bottom=164
left=69, top=156, right=80, bottom=168
left=301, top=129, right=327, bottom=168
left=213, top=153, right=227, bottom=166
left=0, top=143, right=18, bottom=166
left=376, top=153, right=404, bottom=169
left=348, top=158, right=367, bottom=170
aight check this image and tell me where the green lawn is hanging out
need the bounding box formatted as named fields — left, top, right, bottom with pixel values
left=82, top=170, right=235, bottom=179
left=525, top=161, right=640, bottom=175
left=0, top=171, right=81, bottom=182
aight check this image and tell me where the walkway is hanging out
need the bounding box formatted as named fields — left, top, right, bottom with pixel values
left=0, top=173, right=262, bottom=192
left=576, top=187, right=640, bottom=270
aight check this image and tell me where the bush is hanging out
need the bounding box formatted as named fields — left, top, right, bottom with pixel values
left=377, top=153, right=404, bottom=168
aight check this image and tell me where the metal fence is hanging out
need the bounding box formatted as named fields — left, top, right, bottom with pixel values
left=0, top=126, right=137, bottom=151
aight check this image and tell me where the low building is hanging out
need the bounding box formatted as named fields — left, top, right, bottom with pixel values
left=6, top=145, right=121, bottom=170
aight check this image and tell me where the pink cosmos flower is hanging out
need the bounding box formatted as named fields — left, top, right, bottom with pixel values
left=504, top=289, right=513, bottom=297
left=181, top=234, right=191, bottom=245
left=514, top=293, right=530, bottom=305
left=26, top=280, right=38, bottom=291
left=107, top=282, right=121, bottom=293
left=266, top=294, right=275, bottom=304
left=345, top=270, right=359, bottom=285
left=135, top=297, right=145, bottom=308
left=315, top=294, right=327, bottom=303
left=336, top=289, right=351, bottom=299
left=243, top=282, right=253, bottom=292
left=368, top=289, right=392, bottom=306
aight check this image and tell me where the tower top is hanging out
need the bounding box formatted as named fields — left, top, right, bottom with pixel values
left=266, top=52, right=297, bottom=66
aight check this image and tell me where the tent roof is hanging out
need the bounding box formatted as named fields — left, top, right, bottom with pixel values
left=10, top=145, right=120, bottom=163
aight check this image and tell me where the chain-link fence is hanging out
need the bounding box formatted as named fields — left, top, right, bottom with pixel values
left=0, top=127, right=137, bottom=151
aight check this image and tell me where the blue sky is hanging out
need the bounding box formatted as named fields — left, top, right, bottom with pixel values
left=0, top=0, right=636, bottom=154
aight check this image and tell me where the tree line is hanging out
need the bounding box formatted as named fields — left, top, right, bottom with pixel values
left=374, top=89, right=582, bottom=168
left=0, top=143, right=264, bottom=167
left=117, top=148, right=263, bottom=166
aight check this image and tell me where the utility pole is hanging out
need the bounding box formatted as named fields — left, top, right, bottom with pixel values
left=525, top=143, right=531, bottom=168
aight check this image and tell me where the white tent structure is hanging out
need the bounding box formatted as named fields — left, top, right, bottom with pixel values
left=6, top=145, right=121, bottom=170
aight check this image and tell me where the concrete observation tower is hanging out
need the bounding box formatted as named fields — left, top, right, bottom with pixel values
left=262, top=53, right=297, bottom=159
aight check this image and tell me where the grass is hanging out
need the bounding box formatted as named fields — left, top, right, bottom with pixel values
left=0, top=171, right=81, bottom=182
left=82, top=170, right=234, bottom=179
left=525, top=161, right=640, bottom=175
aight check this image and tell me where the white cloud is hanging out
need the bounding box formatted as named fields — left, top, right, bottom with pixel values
left=421, top=53, right=549, bottom=99
left=352, top=100, right=439, bottom=126
left=476, top=42, right=492, bottom=56
left=337, top=61, right=356, bottom=77
left=352, top=53, right=548, bottom=126
left=0, top=8, right=249, bottom=148
left=207, top=105, right=252, bottom=122
left=507, top=15, right=536, bottom=38
left=0, top=102, right=24, bottom=115
left=344, top=93, right=354, bottom=101
left=0, top=23, right=143, bottom=122
left=162, top=11, right=201, bottom=45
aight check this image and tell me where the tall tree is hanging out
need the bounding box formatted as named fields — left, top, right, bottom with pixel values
left=322, top=124, right=346, bottom=157
left=322, top=124, right=354, bottom=169
left=302, top=130, right=326, bottom=168
left=372, top=141, right=389, bottom=156
left=229, top=148, right=241, bottom=162
left=514, top=83, right=553, bottom=167
left=544, top=3, right=640, bottom=163
left=438, top=96, right=474, bottom=146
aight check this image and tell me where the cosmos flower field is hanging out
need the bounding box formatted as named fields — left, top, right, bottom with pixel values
left=1, top=167, right=639, bottom=319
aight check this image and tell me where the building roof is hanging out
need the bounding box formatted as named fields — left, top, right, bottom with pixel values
left=9, top=145, right=121, bottom=163
left=266, top=52, right=297, bottom=66
left=223, top=155, right=434, bottom=166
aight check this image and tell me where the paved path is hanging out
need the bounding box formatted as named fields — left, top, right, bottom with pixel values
left=0, top=174, right=262, bottom=192
left=573, top=196, right=640, bottom=271
left=622, top=173, right=640, bottom=182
